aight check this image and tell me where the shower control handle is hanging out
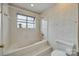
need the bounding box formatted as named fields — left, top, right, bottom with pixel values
left=0, top=45, right=4, bottom=48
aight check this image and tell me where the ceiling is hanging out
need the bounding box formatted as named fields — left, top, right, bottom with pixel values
left=12, top=3, right=54, bottom=14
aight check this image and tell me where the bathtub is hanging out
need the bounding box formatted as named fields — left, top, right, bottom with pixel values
left=3, top=40, right=52, bottom=56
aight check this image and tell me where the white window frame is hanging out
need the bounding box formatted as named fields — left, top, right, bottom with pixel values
left=16, top=13, right=36, bottom=29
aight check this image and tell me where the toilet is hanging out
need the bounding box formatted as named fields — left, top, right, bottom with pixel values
left=51, top=40, right=76, bottom=56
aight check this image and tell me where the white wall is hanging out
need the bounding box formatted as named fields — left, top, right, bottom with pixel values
left=8, top=5, right=41, bottom=50
left=41, top=4, right=78, bottom=52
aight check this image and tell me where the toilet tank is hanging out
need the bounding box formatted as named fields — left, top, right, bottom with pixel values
left=56, top=40, right=74, bottom=52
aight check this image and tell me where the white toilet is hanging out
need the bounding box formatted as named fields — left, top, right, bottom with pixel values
left=51, top=40, right=76, bottom=56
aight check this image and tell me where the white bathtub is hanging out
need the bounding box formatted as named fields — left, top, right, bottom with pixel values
left=4, top=40, right=52, bottom=56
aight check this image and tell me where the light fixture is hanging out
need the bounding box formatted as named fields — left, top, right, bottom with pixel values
left=30, top=4, right=34, bottom=7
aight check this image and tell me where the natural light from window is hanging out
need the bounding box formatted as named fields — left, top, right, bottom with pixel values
left=17, top=13, right=35, bottom=29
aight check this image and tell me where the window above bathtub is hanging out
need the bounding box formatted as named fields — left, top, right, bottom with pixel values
left=17, top=13, right=36, bottom=29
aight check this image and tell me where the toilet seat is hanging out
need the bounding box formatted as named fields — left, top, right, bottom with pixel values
left=51, top=50, right=66, bottom=56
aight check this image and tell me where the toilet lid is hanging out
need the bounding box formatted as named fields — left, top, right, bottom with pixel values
left=51, top=50, right=66, bottom=56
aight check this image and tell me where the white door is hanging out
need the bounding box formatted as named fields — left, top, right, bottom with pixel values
left=41, top=18, right=48, bottom=40
left=0, top=3, right=3, bottom=56
left=0, top=3, right=9, bottom=56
